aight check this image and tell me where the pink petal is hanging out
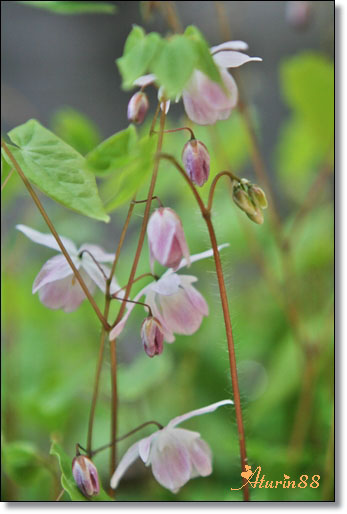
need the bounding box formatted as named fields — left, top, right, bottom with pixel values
left=110, top=441, right=140, bottom=489
left=158, top=287, right=205, bottom=336
left=16, top=224, right=77, bottom=255
left=168, top=399, right=233, bottom=428
left=133, top=73, right=156, bottom=87
left=138, top=433, right=157, bottom=464
left=38, top=268, right=96, bottom=313
left=189, top=438, right=212, bottom=477
left=180, top=277, right=209, bottom=316
left=145, top=289, right=175, bottom=343
left=150, top=429, right=192, bottom=492
left=32, top=254, right=80, bottom=293
left=213, top=51, right=262, bottom=69
left=210, top=40, right=249, bottom=53
left=182, top=90, right=219, bottom=125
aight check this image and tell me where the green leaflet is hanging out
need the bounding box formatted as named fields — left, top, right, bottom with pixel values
left=2, top=440, right=42, bottom=486
left=117, top=25, right=222, bottom=98
left=86, top=125, right=137, bottom=175
left=50, top=440, right=113, bottom=501
left=17, top=1, right=117, bottom=14
left=3, top=119, right=109, bottom=222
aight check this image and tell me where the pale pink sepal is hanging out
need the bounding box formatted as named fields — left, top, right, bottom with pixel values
left=210, top=40, right=249, bottom=53
left=32, top=254, right=79, bottom=294
left=16, top=224, right=77, bottom=255
left=133, top=74, right=156, bottom=87
left=213, top=51, right=263, bottom=69
left=168, top=399, right=233, bottom=428
left=110, top=442, right=140, bottom=489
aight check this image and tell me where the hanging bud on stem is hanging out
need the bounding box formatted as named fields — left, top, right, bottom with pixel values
left=127, top=91, right=149, bottom=124
left=141, top=316, right=164, bottom=357
left=72, top=455, right=100, bottom=498
left=182, top=139, right=210, bottom=187
left=232, top=179, right=267, bottom=225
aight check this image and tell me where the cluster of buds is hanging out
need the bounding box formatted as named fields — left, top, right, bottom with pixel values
left=232, top=179, right=268, bottom=224
left=72, top=455, right=100, bottom=498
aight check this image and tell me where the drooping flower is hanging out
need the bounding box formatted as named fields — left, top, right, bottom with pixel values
left=109, top=245, right=228, bottom=343
left=16, top=225, right=121, bottom=312
left=127, top=91, right=149, bottom=124
left=141, top=316, right=164, bottom=357
left=131, top=40, right=262, bottom=125
left=110, top=399, right=233, bottom=493
left=147, top=207, right=190, bottom=271
left=72, top=455, right=100, bottom=498
left=182, top=139, right=210, bottom=187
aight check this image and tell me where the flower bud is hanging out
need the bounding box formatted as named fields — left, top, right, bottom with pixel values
left=248, top=185, right=268, bottom=209
left=246, top=207, right=264, bottom=225
left=72, top=455, right=100, bottom=498
left=141, top=317, right=164, bottom=357
left=232, top=182, right=258, bottom=218
left=147, top=207, right=190, bottom=271
left=182, top=139, right=210, bottom=187
left=127, top=91, right=149, bottom=124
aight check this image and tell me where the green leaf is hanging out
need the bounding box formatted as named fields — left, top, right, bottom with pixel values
left=3, top=119, right=109, bottom=222
left=101, top=134, right=156, bottom=211
left=50, top=440, right=113, bottom=501
left=50, top=107, right=101, bottom=155
left=184, top=26, right=222, bottom=87
left=2, top=441, right=41, bottom=485
left=17, top=1, right=117, bottom=14
left=117, top=28, right=162, bottom=89
left=86, top=125, right=137, bottom=175
left=152, top=35, right=197, bottom=98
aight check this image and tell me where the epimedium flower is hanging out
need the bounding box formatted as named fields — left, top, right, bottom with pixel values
left=131, top=40, right=262, bottom=125
left=182, top=138, right=210, bottom=187
left=16, top=225, right=122, bottom=313
left=109, top=244, right=228, bottom=343
left=147, top=207, right=190, bottom=272
left=110, top=399, right=233, bottom=493
left=72, top=455, right=100, bottom=498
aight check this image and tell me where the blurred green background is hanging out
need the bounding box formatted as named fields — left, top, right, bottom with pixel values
left=1, top=0, right=334, bottom=502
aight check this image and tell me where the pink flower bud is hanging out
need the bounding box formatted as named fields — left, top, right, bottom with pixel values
left=147, top=207, right=190, bottom=271
left=141, top=317, right=164, bottom=357
left=127, top=91, right=149, bottom=124
left=182, top=139, right=210, bottom=187
left=72, top=455, right=100, bottom=498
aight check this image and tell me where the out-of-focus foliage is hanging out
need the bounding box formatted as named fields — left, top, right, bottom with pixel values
left=2, top=35, right=333, bottom=506
left=17, top=1, right=117, bottom=15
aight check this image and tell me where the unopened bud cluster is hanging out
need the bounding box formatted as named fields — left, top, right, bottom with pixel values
left=232, top=179, right=267, bottom=224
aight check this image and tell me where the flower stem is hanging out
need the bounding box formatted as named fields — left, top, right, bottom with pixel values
left=207, top=170, right=241, bottom=211
left=1, top=167, right=14, bottom=192
left=158, top=153, right=250, bottom=501
left=1, top=140, right=109, bottom=331
left=108, top=103, right=167, bottom=479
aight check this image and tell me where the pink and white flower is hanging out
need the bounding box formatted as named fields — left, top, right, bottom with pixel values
left=109, top=244, right=228, bottom=343
left=110, top=399, right=233, bottom=493
left=16, top=225, right=121, bottom=313
left=131, top=40, right=262, bottom=125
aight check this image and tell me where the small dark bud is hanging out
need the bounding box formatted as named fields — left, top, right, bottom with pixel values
left=72, top=455, right=100, bottom=498
left=182, top=139, right=210, bottom=187
left=127, top=91, right=149, bottom=124
left=141, top=316, right=164, bottom=357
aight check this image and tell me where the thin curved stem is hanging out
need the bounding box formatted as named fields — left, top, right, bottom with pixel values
left=79, top=249, right=108, bottom=283
left=153, top=127, right=195, bottom=140
left=111, top=296, right=153, bottom=318
left=112, top=272, right=158, bottom=297
left=1, top=140, right=109, bottom=331
left=157, top=152, right=250, bottom=501
left=132, top=196, right=163, bottom=208
left=207, top=171, right=241, bottom=212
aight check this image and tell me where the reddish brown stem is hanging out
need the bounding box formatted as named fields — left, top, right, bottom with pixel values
left=1, top=140, right=109, bottom=331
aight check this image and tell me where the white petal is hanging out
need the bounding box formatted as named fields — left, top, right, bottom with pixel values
left=32, top=254, right=80, bottom=293
left=16, top=224, right=77, bottom=255
left=145, top=289, right=175, bottom=343
left=133, top=73, right=156, bottom=87
left=110, top=441, right=140, bottom=489
left=79, top=243, right=115, bottom=263
left=160, top=100, right=171, bottom=114
left=108, top=284, right=151, bottom=340
left=168, top=399, right=233, bottom=428
left=213, top=51, right=262, bottom=69
left=210, top=40, right=249, bottom=53
left=151, top=273, right=181, bottom=296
